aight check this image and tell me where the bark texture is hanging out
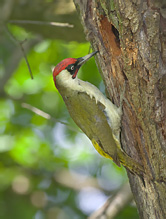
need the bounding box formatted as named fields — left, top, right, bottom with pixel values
left=74, top=0, right=166, bottom=218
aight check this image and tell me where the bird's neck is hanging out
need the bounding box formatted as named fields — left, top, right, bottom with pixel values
left=56, top=69, right=106, bottom=104
left=56, top=69, right=80, bottom=91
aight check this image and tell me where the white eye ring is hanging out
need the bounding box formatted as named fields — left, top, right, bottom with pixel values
left=71, top=65, right=74, bottom=70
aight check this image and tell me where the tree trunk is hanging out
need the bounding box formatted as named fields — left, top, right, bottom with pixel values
left=74, top=0, right=166, bottom=218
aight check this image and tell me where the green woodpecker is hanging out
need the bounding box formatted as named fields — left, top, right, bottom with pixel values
left=53, top=51, right=144, bottom=176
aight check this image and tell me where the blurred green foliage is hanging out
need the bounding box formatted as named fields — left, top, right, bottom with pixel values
left=0, top=2, right=139, bottom=218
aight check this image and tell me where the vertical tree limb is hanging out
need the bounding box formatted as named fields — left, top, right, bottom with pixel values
left=74, top=0, right=166, bottom=218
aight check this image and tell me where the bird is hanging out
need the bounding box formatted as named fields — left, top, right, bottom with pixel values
left=53, top=51, right=144, bottom=176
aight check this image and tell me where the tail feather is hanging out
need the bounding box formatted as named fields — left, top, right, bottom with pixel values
left=118, top=149, right=144, bottom=177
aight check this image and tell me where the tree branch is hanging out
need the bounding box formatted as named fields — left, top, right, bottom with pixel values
left=8, top=20, right=74, bottom=28
left=4, top=25, right=34, bottom=79
left=0, top=38, right=40, bottom=95
left=89, top=183, right=133, bottom=219
left=54, top=168, right=102, bottom=191
left=21, top=102, right=80, bottom=132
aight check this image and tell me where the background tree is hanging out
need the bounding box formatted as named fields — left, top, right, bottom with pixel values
left=73, top=0, right=166, bottom=218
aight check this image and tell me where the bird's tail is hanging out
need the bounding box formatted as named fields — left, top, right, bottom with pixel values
left=118, top=149, right=144, bottom=177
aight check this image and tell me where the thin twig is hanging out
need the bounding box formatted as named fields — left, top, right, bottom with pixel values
left=0, top=38, right=40, bottom=94
left=19, top=42, right=33, bottom=79
left=4, top=25, right=34, bottom=79
left=21, top=102, right=80, bottom=132
left=8, top=20, right=74, bottom=28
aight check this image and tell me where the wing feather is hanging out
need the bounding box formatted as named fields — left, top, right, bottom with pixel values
left=63, top=91, right=120, bottom=166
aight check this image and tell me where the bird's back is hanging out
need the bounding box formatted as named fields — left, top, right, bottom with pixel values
left=57, top=81, right=120, bottom=166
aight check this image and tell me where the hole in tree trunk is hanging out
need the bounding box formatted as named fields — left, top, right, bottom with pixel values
left=112, top=25, right=120, bottom=47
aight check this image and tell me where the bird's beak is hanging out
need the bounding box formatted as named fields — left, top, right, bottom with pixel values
left=77, top=51, right=99, bottom=66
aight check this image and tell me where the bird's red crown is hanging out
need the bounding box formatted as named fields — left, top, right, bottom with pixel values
left=53, top=58, right=77, bottom=79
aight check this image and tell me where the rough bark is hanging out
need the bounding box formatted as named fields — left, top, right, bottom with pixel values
left=74, top=0, right=166, bottom=218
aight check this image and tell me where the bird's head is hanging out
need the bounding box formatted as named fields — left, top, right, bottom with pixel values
left=53, top=51, right=98, bottom=86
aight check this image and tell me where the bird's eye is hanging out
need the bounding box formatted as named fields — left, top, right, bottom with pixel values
left=66, top=64, right=75, bottom=75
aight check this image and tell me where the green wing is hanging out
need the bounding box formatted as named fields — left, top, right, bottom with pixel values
left=63, top=91, right=120, bottom=166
